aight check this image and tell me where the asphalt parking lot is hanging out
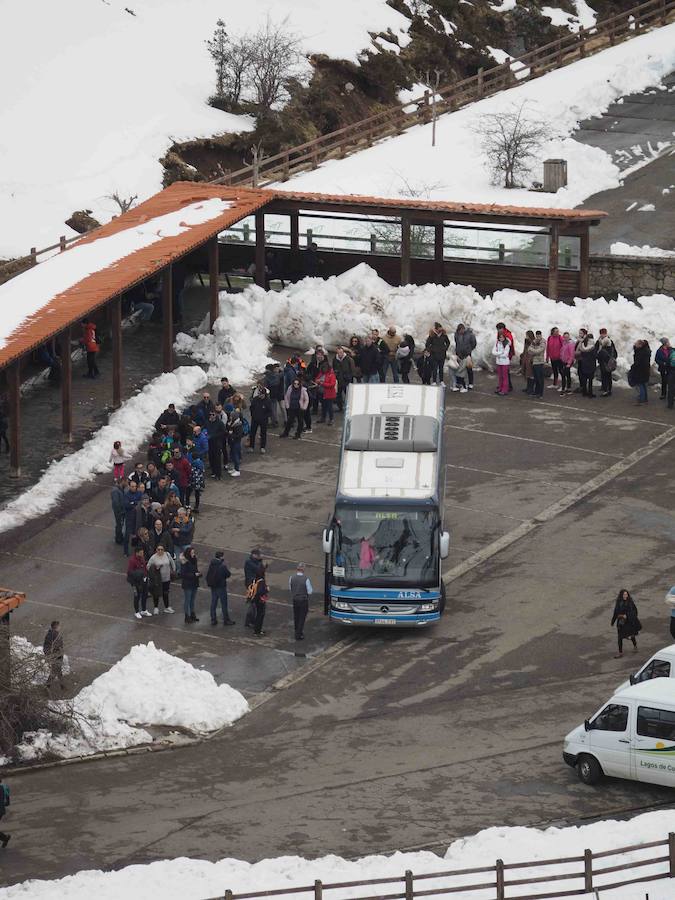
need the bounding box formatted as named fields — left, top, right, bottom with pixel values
left=3, top=367, right=675, bottom=885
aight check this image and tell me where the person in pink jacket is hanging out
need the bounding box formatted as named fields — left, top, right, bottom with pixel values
left=559, top=331, right=576, bottom=395
left=546, top=327, right=564, bottom=389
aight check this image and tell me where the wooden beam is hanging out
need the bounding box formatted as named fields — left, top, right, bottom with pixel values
left=162, top=264, right=174, bottom=373
left=434, top=223, right=445, bottom=284
left=579, top=226, right=590, bottom=298
left=290, top=210, right=300, bottom=273
left=548, top=223, right=560, bottom=301
left=208, top=237, right=219, bottom=330
left=400, top=216, right=411, bottom=285
left=60, top=326, right=73, bottom=441
left=8, top=359, right=21, bottom=477
left=111, top=295, right=122, bottom=409
left=255, top=211, right=266, bottom=288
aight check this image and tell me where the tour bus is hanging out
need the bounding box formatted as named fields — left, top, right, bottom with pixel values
left=563, top=679, right=675, bottom=788
left=322, top=383, right=449, bottom=627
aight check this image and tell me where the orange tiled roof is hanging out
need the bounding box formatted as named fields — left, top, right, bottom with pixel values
left=0, top=182, right=605, bottom=371
left=0, top=589, right=26, bottom=617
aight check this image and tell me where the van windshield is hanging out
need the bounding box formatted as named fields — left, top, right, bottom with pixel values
left=332, top=505, right=439, bottom=587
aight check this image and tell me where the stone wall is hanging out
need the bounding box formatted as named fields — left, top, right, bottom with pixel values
left=589, top=255, right=675, bottom=300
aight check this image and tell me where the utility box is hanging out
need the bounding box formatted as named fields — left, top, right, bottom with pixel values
left=543, top=159, right=568, bottom=192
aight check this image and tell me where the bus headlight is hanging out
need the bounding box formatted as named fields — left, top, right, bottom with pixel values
left=418, top=602, right=438, bottom=612
left=333, top=601, right=352, bottom=611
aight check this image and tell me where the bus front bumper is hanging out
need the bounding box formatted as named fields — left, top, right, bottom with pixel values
left=329, top=610, right=440, bottom=626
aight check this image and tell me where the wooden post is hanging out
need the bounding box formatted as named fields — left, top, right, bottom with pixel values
left=314, top=881, right=322, bottom=900
left=224, top=891, right=233, bottom=900
left=162, top=264, right=174, bottom=373
left=496, top=859, right=505, bottom=900
left=404, top=870, right=414, bottom=900
left=8, top=359, right=21, bottom=477
left=370, top=234, right=378, bottom=254
left=579, top=27, right=586, bottom=58
left=208, top=236, right=219, bottom=330
left=290, top=211, right=300, bottom=273
left=255, top=210, right=266, bottom=288
left=434, top=222, right=444, bottom=284
left=477, top=67, right=484, bottom=96
left=282, top=151, right=290, bottom=181
left=548, top=223, right=560, bottom=301
left=60, top=326, right=73, bottom=441
left=401, top=216, right=411, bottom=285
left=583, top=848, right=593, bottom=893
left=30, top=247, right=37, bottom=267
left=111, top=296, right=122, bottom=409
left=668, top=832, right=675, bottom=876
left=579, top=227, right=590, bottom=297
left=59, top=235, right=66, bottom=252
left=661, top=0, right=668, bottom=25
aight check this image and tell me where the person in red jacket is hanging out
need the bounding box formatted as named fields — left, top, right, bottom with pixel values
left=171, top=447, right=192, bottom=505
left=317, top=362, right=337, bottom=425
left=496, top=322, right=515, bottom=392
left=546, top=326, right=564, bottom=389
left=81, top=319, right=100, bottom=378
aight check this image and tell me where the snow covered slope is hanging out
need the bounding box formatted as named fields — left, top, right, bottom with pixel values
left=0, top=0, right=408, bottom=258
left=276, top=24, right=675, bottom=210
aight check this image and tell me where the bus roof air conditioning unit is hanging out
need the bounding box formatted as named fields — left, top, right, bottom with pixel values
left=345, top=414, right=438, bottom=452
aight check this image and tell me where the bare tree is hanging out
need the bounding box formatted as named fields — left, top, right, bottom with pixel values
left=478, top=101, right=550, bottom=189
left=226, top=37, right=254, bottom=107
left=106, top=192, right=138, bottom=215
left=249, top=18, right=303, bottom=111
left=244, top=141, right=267, bottom=188
left=419, top=69, right=441, bottom=147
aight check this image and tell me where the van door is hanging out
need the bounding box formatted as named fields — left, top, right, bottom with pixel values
left=588, top=702, right=632, bottom=779
left=632, top=705, right=675, bottom=787
left=632, top=657, right=672, bottom=684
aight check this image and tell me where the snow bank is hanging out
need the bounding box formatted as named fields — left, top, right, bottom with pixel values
left=2, top=810, right=673, bottom=899
left=277, top=24, right=675, bottom=210
left=0, top=365, right=206, bottom=533
left=16, top=642, right=248, bottom=761
left=0, top=0, right=409, bottom=258
left=177, top=264, right=675, bottom=384
left=0, top=199, right=233, bottom=349
left=611, top=242, right=675, bottom=258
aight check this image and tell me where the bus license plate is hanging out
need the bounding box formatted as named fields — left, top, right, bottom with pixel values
left=374, top=618, right=396, bottom=625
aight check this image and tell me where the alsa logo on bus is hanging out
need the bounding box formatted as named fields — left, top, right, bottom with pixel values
left=397, top=590, right=422, bottom=599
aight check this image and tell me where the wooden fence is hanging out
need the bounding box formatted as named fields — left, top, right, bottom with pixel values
left=214, top=0, right=675, bottom=189
left=0, top=232, right=85, bottom=283
left=213, top=833, right=675, bottom=900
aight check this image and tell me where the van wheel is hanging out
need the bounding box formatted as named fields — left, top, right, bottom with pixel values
left=439, top=582, right=446, bottom=614
left=577, top=755, right=602, bottom=785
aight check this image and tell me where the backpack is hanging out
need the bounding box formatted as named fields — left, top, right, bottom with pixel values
left=241, top=416, right=250, bottom=437
left=206, top=560, right=220, bottom=588
left=246, top=578, right=262, bottom=602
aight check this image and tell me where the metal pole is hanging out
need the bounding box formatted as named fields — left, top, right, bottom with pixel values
left=162, top=264, right=174, bottom=373
left=111, top=296, right=122, bottom=409
left=60, top=326, right=73, bottom=441
left=255, top=211, right=266, bottom=288
left=8, top=359, right=21, bottom=477
left=208, top=236, right=220, bottom=330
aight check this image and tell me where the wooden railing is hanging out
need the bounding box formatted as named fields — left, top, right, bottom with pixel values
left=212, top=833, right=675, bottom=900
left=0, top=232, right=86, bottom=282
left=213, top=0, right=675, bottom=189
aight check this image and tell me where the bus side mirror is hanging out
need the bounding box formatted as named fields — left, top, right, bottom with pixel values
left=322, top=529, right=333, bottom=555
left=440, top=531, right=450, bottom=559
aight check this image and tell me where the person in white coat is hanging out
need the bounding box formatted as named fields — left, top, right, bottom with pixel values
left=493, top=330, right=512, bottom=395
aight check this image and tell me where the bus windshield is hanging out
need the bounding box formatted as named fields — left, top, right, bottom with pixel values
left=332, top=505, right=439, bottom=587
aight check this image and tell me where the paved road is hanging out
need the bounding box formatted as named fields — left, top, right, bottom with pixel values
left=3, top=377, right=675, bottom=887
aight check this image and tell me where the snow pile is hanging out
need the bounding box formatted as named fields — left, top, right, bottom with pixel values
left=541, top=0, right=596, bottom=32
left=611, top=242, right=675, bottom=258
left=2, top=810, right=673, bottom=899
left=0, top=199, right=234, bottom=349
left=0, top=0, right=409, bottom=258
left=277, top=24, right=675, bottom=210
left=0, top=365, right=206, bottom=533
left=177, top=264, right=675, bottom=384
left=17, top=642, right=248, bottom=761
left=10, top=636, right=71, bottom=685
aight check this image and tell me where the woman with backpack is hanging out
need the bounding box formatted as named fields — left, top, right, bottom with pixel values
left=248, top=574, right=269, bottom=636
left=181, top=546, right=201, bottom=624
left=126, top=547, right=150, bottom=620
left=611, top=589, right=641, bottom=658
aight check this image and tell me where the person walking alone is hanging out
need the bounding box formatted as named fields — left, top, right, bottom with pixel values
left=43, top=621, right=65, bottom=690
left=289, top=563, right=313, bottom=640
left=206, top=550, right=234, bottom=626
left=611, top=589, right=641, bottom=658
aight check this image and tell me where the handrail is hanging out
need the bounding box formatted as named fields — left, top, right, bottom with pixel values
left=213, top=0, right=674, bottom=188
left=213, top=833, right=675, bottom=900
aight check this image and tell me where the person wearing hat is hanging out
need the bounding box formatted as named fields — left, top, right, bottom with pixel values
left=655, top=337, right=671, bottom=400
left=289, top=563, right=313, bottom=640
left=206, top=550, right=234, bottom=626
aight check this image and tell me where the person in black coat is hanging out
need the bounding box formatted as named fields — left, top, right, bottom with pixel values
left=358, top=337, right=381, bottom=384
left=206, top=412, right=226, bottom=479
left=611, top=589, right=641, bottom=658
left=577, top=334, right=598, bottom=398
left=629, top=340, right=651, bottom=404
left=416, top=349, right=435, bottom=386
left=181, top=547, right=201, bottom=624
left=249, top=385, right=273, bottom=453
left=206, top=551, right=234, bottom=626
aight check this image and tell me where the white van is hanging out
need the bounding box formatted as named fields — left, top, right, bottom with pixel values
left=617, top=643, right=675, bottom=692
left=563, top=679, right=675, bottom=786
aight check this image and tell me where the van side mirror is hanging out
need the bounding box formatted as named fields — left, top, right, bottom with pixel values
left=322, top=529, right=333, bottom=555
left=440, top=531, right=450, bottom=559
left=584, top=719, right=591, bottom=732
left=629, top=674, right=636, bottom=686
